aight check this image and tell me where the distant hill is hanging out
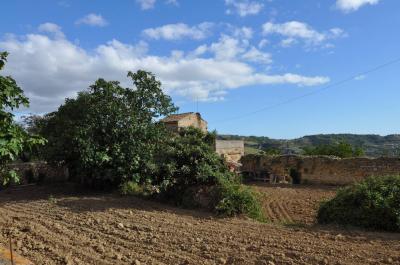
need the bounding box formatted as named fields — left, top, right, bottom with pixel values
left=217, top=134, right=400, bottom=157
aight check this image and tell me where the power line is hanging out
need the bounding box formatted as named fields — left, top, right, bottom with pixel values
left=210, top=56, right=400, bottom=124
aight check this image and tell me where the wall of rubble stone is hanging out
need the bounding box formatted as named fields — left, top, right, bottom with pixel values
left=241, top=154, right=400, bottom=185
left=6, top=162, right=69, bottom=184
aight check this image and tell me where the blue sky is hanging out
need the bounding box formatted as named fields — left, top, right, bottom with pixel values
left=1, top=0, right=399, bottom=138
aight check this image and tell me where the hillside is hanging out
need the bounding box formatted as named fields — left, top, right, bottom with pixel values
left=217, top=134, right=400, bottom=157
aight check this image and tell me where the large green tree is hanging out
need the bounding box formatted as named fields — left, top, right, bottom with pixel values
left=0, top=52, right=46, bottom=186
left=40, top=70, right=177, bottom=187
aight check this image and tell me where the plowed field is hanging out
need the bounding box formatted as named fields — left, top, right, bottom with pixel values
left=1, top=184, right=399, bottom=265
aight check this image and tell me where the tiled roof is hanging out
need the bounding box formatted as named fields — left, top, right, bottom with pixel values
left=160, top=112, right=195, bottom=122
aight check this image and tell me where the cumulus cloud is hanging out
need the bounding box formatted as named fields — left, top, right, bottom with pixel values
left=241, top=47, right=272, bottom=64
left=75, top=13, right=108, bottom=27
left=229, top=26, right=254, bottom=39
left=262, top=21, right=346, bottom=47
left=143, top=23, right=214, bottom=40
left=136, top=0, right=156, bottom=10
left=38, top=23, right=65, bottom=39
left=0, top=24, right=329, bottom=113
left=336, top=0, right=380, bottom=12
left=225, top=0, right=264, bottom=17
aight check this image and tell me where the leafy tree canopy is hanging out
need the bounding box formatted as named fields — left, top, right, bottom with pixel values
left=0, top=52, right=46, bottom=186
left=38, top=70, right=177, bottom=187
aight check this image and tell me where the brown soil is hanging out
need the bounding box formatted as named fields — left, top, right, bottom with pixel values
left=0, top=184, right=399, bottom=265
left=252, top=183, right=337, bottom=225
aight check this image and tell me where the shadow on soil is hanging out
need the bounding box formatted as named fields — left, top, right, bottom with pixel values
left=1, top=183, right=399, bottom=243
left=0, top=183, right=213, bottom=220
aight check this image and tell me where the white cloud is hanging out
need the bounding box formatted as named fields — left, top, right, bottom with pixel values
left=336, top=0, right=380, bottom=12
left=262, top=21, right=346, bottom=47
left=241, top=47, right=272, bottom=64
left=0, top=24, right=329, bottom=112
left=225, top=0, right=264, bottom=17
left=137, top=0, right=156, bottom=10
left=165, top=0, right=179, bottom=6
left=38, top=23, right=65, bottom=39
left=229, top=26, right=254, bottom=39
left=258, top=39, right=269, bottom=49
left=75, top=13, right=108, bottom=27
left=143, top=23, right=214, bottom=40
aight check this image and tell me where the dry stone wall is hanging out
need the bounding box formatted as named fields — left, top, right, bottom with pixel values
left=241, top=154, right=400, bottom=185
left=5, top=162, right=69, bottom=184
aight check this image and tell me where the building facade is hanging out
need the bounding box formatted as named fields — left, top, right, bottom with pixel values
left=161, top=112, right=208, bottom=133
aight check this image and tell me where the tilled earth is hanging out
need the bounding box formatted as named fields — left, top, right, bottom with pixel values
left=0, top=184, right=399, bottom=265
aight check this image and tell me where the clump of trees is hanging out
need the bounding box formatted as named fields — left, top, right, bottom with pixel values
left=317, top=175, right=400, bottom=231
left=0, top=52, right=46, bottom=186
left=303, top=141, right=364, bottom=158
left=24, top=66, right=264, bottom=220
left=34, top=71, right=177, bottom=188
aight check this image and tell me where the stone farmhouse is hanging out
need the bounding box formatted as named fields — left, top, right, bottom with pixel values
left=160, top=112, right=208, bottom=133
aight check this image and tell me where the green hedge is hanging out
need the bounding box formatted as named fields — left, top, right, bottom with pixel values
left=317, top=175, right=400, bottom=231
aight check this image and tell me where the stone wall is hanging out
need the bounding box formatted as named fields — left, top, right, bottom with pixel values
left=215, top=140, right=244, bottom=163
left=241, top=154, right=400, bottom=185
left=5, top=162, right=69, bottom=184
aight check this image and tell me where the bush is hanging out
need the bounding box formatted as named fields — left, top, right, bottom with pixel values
left=317, top=175, right=400, bottom=231
left=120, top=180, right=158, bottom=197
left=152, top=127, right=265, bottom=220
left=215, top=181, right=265, bottom=221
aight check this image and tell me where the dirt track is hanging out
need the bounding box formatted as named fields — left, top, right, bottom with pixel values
left=0, top=184, right=399, bottom=265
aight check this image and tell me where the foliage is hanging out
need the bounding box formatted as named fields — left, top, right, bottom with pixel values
left=0, top=51, right=46, bottom=186
left=153, top=127, right=234, bottom=202
left=317, top=175, right=400, bottom=231
left=260, top=148, right=281, bottom=156
left=303, top=140, right=364, bottom=158
left=38, top=70, right=177, bottom=187
left=215, top=180, right=265, bottom=221
left=153, top=127, right=265, bottom=219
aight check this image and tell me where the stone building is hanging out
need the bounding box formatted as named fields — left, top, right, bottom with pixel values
left=161, top=112, right=208, bottom=133
left=215, top=140, right=245, bottom=163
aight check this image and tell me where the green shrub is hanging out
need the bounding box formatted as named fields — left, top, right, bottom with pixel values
left=151, top=127, right=265, bottom=221
left=215, top=181, right=265, bottom=221
left=120, top=181, right=157, bottom=197
left=317, top=175, right=400, bottom=231
left=120, top=181, right=144, bottom=196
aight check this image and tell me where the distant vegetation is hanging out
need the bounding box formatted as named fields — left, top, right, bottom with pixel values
left=303, top=141, right=364, bottom=158
left=218, top=134, right=400, bottom=157
left=317, top=175, right=400, bottom=232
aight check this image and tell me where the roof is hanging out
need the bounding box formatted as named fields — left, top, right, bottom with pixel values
left=161, top=112, right=198, bottom=123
